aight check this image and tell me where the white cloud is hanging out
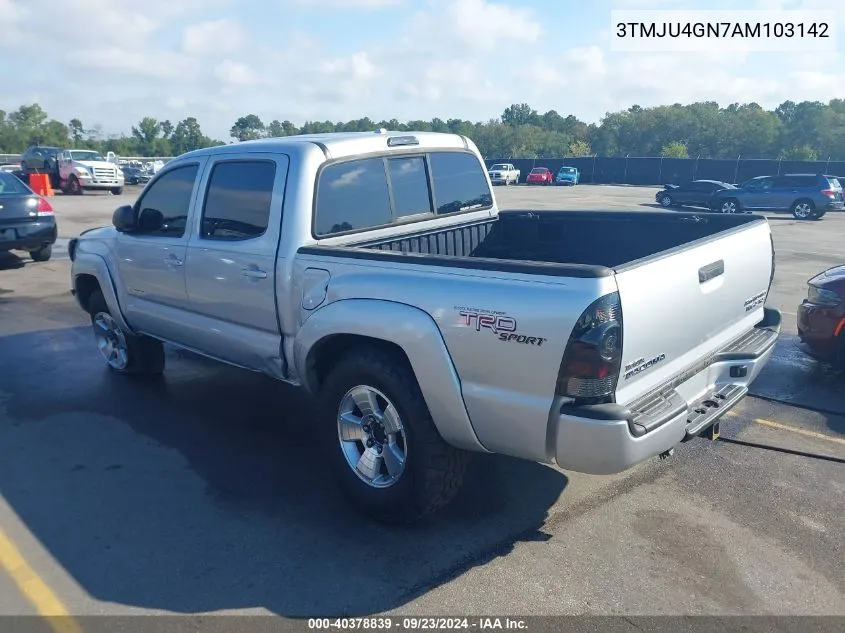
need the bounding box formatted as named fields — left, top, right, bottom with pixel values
left=182, top=20, right=245, bottom=56
left=214, top=60, right=261, bottom=88
left=288, top=0, right=403, bottom=7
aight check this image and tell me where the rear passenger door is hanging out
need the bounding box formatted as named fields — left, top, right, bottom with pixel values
left=183, top=153, right=289, bottom=369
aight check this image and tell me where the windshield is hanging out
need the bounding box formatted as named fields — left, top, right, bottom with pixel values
left=0, top=171, right=29, bottom=195
left=559, top=167, right=575, bottom=173
left=489, top=164, right=509, bottom=170
left=531, top=168, right=547, bottom=173
left=70, top=150, right=107, bottom=162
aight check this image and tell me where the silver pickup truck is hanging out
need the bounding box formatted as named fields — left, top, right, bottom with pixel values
left=68, top=131, right=781, bottom=523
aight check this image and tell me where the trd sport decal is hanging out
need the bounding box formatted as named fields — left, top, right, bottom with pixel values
left=455, top=307, right=548, bottom=347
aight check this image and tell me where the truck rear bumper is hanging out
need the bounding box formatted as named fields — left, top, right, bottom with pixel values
left=553, top=307, right=781, bottom=475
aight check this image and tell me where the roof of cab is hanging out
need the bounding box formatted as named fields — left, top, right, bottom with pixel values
left=177, top=130, right=472, bottom=162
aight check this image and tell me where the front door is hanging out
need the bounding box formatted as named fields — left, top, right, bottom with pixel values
left=182, top=153, right=289, bottom=371
left=114, top=160, right=205, bottom=341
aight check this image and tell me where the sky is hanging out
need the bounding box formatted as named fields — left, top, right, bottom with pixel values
left=1, top=0, right=844, bottom=141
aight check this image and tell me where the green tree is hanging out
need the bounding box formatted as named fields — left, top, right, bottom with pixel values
left=661, top=141, right=689, bottom=158
left=230, top=114, right=265, bottom=141
left=568, top=140, right=592, bottom=156
left=69, top=119, right=85, bottom=144
left=780, top=145, right=818, bottom=160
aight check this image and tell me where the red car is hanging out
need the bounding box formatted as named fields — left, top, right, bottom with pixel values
left=526, top=167, right=553, bottom=185
left=797, top=264, right=845, bottom=367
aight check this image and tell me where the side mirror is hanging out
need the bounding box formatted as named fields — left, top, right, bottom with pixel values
left=138, top=208, right=164, bottom=232
left=112, top=205, right=137, bottom=232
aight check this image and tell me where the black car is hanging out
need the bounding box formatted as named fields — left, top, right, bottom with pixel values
left=655, top=179, right=736, bottom=209
left=19, top=145, right=61, bottom=174
left=120, top=166, right=151, bottom=185
left=0, top=170, right=58, bottom=262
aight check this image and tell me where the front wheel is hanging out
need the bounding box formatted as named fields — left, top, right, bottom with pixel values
left=717, top=198, right=740, bottom=214
left=88, top=289, right=165, bottom=376
left=68, top=175, right=83, bottom=195
left=658, top=193, right=674, bottom=207
left=320, top=347, right=468, bottom=524
left=111, top=187, right=124, bottom=195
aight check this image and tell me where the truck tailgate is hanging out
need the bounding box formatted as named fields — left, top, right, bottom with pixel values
left=613, top=218, right=774, bottom=406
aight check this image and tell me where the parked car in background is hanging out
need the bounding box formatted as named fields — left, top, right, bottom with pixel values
left=19, top=146, right=62, bottom=186
left=797, top=265, right=845, bottom=367
left=121, top=166, right=152, bottom=186
left=0, top=170, right=57, bottom=261
left=555, top=166, right=579, bottom=186
left=526, top=167, right=553, bottom=185
left=656, top=180, right=736, bottom=209
left=709, top=174, right=844, bottom=219
left=487, top=163, right=520, bottom=186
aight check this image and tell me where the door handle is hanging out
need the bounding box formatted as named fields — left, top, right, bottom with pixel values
left=241, top=267, right=267, bottom=279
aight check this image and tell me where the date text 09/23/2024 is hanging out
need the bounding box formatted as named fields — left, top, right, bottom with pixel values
left=308, top=618, right=528, bottom=630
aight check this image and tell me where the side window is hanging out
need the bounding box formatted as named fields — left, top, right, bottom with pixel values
left=387, top=156, right=432, bottom=218
left=315, top=158, right=391, bottom=236
left=200, top=160, right=276, bottom=241
left=135, top=164, right=199, bottom=238
left=428, top=152, right=493, bottom=215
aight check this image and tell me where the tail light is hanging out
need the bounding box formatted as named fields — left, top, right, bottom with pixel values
left=555, top=291, right=623, bottom=403
left=36, top=197, right=54, bottom=216
left=821, top=188, right=836, bottom=198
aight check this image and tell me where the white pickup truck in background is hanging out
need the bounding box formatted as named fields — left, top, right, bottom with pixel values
left=487, top=162, right=520, bottom=186
left=68, top=131, right=780, bottom=524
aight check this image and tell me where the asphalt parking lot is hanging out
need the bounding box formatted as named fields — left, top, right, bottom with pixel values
left=0, top=184, right=843, bottom=625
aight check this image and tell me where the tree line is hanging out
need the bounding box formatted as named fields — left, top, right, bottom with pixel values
left=1, top=99, right=843, bottom=161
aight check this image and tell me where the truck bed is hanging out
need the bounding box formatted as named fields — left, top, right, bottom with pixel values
left=343, top=210, right=762, bottom=273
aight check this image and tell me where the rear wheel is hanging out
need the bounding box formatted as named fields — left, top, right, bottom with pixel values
left=111, top=187, right=123, bottom=195
left=791, top=199, right=815, bottom=220
left=29, top=245, right=52, bottom=262
left=320, top=347, right=468, bottom=524
left=659, top=193, right=674, bottom=207
left=88, top=289, right=165, bottom=376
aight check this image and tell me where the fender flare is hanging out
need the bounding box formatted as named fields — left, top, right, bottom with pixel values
left=72, top=253, right=135, bottom=334
left=293, top=299, right=489, bottom=453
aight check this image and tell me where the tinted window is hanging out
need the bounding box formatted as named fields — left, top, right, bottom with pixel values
left=744, top=178, right=772, bottom=190
left=136, top=164, right=199, bottom=238
left=777, top=175, right=815, bottom=188
left=0, top=171, right=29, bottom=194
left=315, top=158, right=391, bottom=236
left=201, top=160, right=276, bottom=241
left=387, top=157, right=432, bottom=218
left=429, top=152, right=493, bottom=215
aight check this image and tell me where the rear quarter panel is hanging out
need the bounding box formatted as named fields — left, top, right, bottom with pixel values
left=293, top=253, right=618, bottom=462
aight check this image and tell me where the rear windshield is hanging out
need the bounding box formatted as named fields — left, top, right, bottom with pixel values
left=559, top=167, right=575, bottom=173
left=489, top=164, right=509, bottom=170
left=531, top=168, right=548, bottom=173
left=0, top=172, right=29, bottom=195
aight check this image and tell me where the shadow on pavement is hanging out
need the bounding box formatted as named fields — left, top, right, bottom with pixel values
left=750, top=335, right=845, bottom=435
left=0, top=321, right=567, bottom=616
left=0, top=251, right=26, bottom=271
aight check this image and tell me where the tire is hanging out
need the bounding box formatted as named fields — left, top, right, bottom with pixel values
left=658, top=193, right=674, bottom=207
left=319, top=347, right=469, bottom=524
left=87, top=289, right=165, bottom=376
left=29, top=245, right=52, bottom=262
left=68, top=175, right=83, bottom=195
left=111, top=187, right=124, bottom=195
left=718, top=198, right=740, bottom=214
left=791, top=199, right=815, bottom=220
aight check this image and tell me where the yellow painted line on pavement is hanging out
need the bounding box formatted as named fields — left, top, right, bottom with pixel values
left=754, top=418, right=845, bottom=446
left=0, top=525, right=83, bottom=633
